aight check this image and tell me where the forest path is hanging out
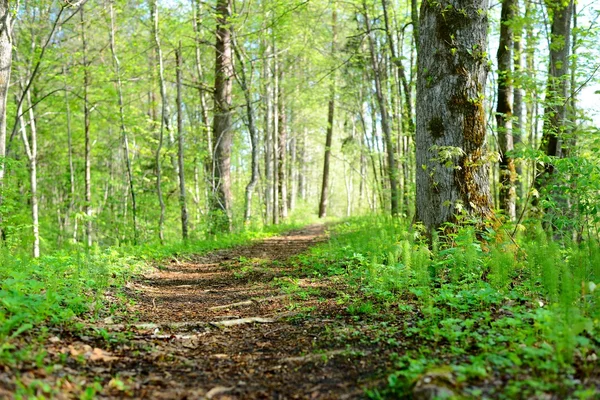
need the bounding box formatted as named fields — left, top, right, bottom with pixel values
left=45, top=225, right=390, bottom=399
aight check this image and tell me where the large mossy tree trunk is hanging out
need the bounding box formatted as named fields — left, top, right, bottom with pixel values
left=210, top=0, right=234, bottom=232
left=416, top=0, right=493, bottom=232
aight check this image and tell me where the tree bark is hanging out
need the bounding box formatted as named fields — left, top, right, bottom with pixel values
left=109, top=0, right=138, bottom=243
left=151, top=0, right=166, bottom=242
left=513, top=0, right=524, bottom=213
left=233, top=34, right=260, bottom=225
left=415, top=0, right=494, bottom=232
left=277, top=66, right=288, bottom=221
left=263, top=39, right=273, bottom=224
left=319, top=9, right=337, bottom=219
left=176, top=43, right=189, bottom=240
left=81, top=7, right=93, bottom=247
left=211, top=0, right=234, bottom=232
left=363, top=1, right=400, bottom=217
left=536, top=0, right=573, bottom=178
left=0, top=0, right=11, bottom=239
left=497, top=0, right=517, bottom=220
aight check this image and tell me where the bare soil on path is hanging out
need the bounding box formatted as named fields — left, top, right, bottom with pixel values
left=10, top=225, right=395, bottom=399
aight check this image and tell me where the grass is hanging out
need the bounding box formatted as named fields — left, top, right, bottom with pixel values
left=298, top=216, right=600, bottom=399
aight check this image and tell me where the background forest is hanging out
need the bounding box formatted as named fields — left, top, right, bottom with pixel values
left=0, top=0, right=600, bottom=397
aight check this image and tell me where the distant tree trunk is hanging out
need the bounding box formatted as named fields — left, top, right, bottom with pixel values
left=109, top=1, right=138, bottom=243
left=415, top=0, right=493, bottom=232
left=211, top=0, right=234, bottom=232
left=289, top=135, right=297, bottom=211
left=272, top=55, right=279, bottom=225
left=0, top=0, right=11, bottom=240
left=536, top=0, right=573, bottom=182
left=263, top=39, right=273, bottom=224
left=63, top=66, right=76, bottom=241
left=81, top=8, right=93, bottom=247
left=299, top=127, right=308, bottom=201
left=19, top=89, right=39, bottom=257
left=513, top=0, right=524, bottom=213
left=151, top=0, right=167, bottom=242
left=497, top=0, right=517, bottom=220
left=233, top=34, right=260, bottom=224
left=192, top=0, right=212, bottom=203
left=363, top=1, right=400, bottom=217
left=319, top=9, right=337, bottom=219
left=176, top=43, right=189, bottom=239
left=277, top=66, right=288, bottom=221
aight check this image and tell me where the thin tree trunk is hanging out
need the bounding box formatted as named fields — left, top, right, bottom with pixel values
left=363, top=2, right=399, bottom=217
left=81, top=8, right=92, bottom=247
left=263, top=39, right=273, bottom=223
left=272, top=53, right=279, bottom=225
left=176, top=43, right=189, bottom=239
left=289, top=136, right=297, bottom=211
left=62, top=66, right=76, bottom=241
left=109, top=1, right=138, bottom=243
left=534, top=0, right=573, bottom=193
left=497, top=0, right=517, bottom=220
left=277, top=66, right=288, bottom=221
left=0, top=1, right=11, bottom=241
left=211, top=0, right=234, bottom=232
left=151, top=0, right=166, bottom=242
left=319, top=9, right=337, bottom=219
left=233, top=34, right=260, bottom=224
left=513, top=0, right=524, bottom=214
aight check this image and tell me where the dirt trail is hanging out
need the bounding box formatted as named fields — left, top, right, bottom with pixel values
left=34, top=225, right=390, bottom=399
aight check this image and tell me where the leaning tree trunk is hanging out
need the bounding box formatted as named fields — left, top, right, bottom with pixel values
left=415, top=0, right=493, bottom=232
left=497, top=0, right=517, bottom=220
left=211, top=0, right=234, bottom=232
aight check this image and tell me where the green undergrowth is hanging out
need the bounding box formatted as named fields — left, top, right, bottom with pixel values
left=0, top=220, right=307, bottom=368
left=299, top=216, right=600, bottom=399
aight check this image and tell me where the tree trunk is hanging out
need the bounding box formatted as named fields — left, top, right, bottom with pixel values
left=277, top=66, right=288, bottom=221
left=0, top=0, right=11, bottom=240
left=233, top=34, right=260, bottom=225
left=109, top=1, right=138, bottom=243
left=497, top=0, right=517, bottom=220
left=536, top=0, right=573, bottom=179
left=363, top=1, right=400, bottom=217
left=289, top=135, right=297, bottom=211
left=263, top=39, right=273, bottom=224
left=151, top=0, right=167, bottom=242
left=211, top=0, right=234, bottom=232
left=81, top=8, right=93, bottom=247
left=19, top=89, right=39, bottom=257
left=176, top=43, right=189, bottom=239
left=319, top=9, right=337, bottom=219
left=415, top=0, right=493, bottom=232
left=63, top=66, right=76, bottom=241
left=513, top=0, right=524, bottom=214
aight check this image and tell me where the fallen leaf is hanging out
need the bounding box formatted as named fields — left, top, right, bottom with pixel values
left=89, top=348, right=118, bottom=362
left=206, top=386, right=235, bottom=399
